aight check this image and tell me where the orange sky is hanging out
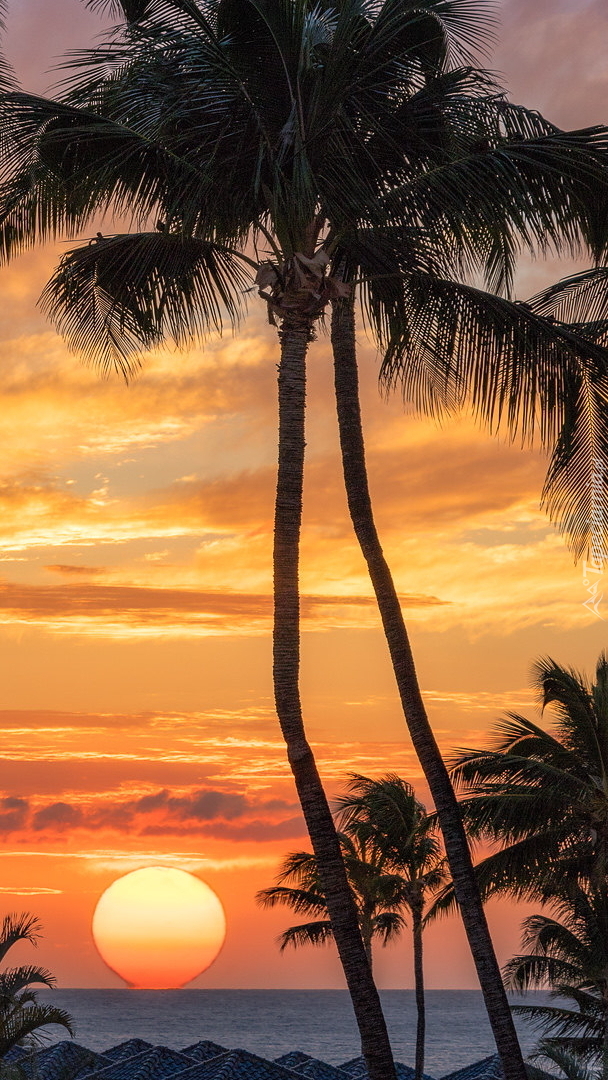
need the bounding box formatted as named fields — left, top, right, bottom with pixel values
left=0, top=0, right=606, bottom=992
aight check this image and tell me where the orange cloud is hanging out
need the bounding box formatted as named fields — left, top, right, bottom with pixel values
left=45, top=564, right=106, bottom=575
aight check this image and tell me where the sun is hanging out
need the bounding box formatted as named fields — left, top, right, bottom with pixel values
left=92, top=867, right=226, bottom=989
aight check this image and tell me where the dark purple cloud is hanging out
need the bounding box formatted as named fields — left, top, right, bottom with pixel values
left=5, top=787, right=304, bottom=841
left=0, top=797, right=28, bottom=833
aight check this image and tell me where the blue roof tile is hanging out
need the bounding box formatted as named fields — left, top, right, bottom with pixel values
left=21, top=1042, right=111, bottom=1080
left=440, top=1058, right=553, bottom=1080
left=103, top=1043, right=156, bottom=1064
left=340, top=1059, right=434, bottom=1080
left=3, top=1046, right=28, bottom=1063
left=90, top=1046, right=195, bottom=1080
left=297, top=1061, right=349, bottom=1080
left=273, top=1057, right=312, bottom=1072
left=180, top=1045, right=227, bottom=1064
left=176, top=1048, right=304, bottom=1080
left=441, top=1057, right=503, bottom=1080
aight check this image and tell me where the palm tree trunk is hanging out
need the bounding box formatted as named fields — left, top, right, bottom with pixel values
left=412, top=896, right=425, bottom=1080
left=330, top=294, right=527, bottom=1080
left=273, top=315, right=397, bottom=1080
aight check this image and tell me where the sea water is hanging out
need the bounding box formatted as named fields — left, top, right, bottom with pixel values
left=37, top=989, right=552, bottom=1075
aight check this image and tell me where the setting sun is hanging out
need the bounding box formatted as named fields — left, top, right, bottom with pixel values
left=92, top=867, right=226, bottom=989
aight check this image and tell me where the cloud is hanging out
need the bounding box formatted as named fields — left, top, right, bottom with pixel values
left=0, top=710, right=154, bottom=730
left=0, top=886, right=63, bottom=895
left=0, top=476, right=226, bottom=554
left=0, top=797, right=28, bottom=833
left=140, top=817, right=306, bottom=841
left=32, top=802, right=84, bottom=831
left=0, top=849, right=283, bottom=874
left=45, top=565, right=105, bottom=576
left=4, top=786, right=305, bottom=842
left=0, top=580, right=447, bottom=637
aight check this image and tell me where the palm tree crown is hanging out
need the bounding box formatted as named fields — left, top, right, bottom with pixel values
left=336, top=775, right=446, bottom=1080
left=504, top=881, right=608, bottom=1080
left=447, top=651, right=608, bottom=904
left=0, top=913, right=73, bottom=1058
left=257, top=827, right=408, bottom=970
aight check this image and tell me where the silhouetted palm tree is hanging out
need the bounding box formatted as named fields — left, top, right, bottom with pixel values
left=445, top=652, right=608, bottom=905
left=0, top=913, right=73, bottom=1058
left=336, top=775, right=446, bottom=1080
left=504, top=882, right=608, bottom=1080
left=257, top=828, right=407, bottom=970
left=329, top=106, right=608, bottom=1080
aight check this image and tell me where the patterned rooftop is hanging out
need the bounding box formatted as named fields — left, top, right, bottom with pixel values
left=90, top=1046, right=196, bottom=1080
left=103, top=1043, right=157, bottom=1064
left=15, top=1036, right=545, bottom=1080
left=340, top=1058, right=435, bottom=1080
left=20, top=1041, right=112, bottom=1080
left=440, top=1058, right=554, bottom=1080
left=273, top=1057, right=312, bottom=1072
left=180, top=1044, right=227, bottom=1064
left=180, top=1048, right=305, bottom=1080
left=441, top=1056, right=504, bottom=1080
left=297, top=1060, right=350, bottom=1080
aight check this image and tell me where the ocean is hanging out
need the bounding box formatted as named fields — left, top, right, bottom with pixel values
left=37, top=989, right=552, bottom=1075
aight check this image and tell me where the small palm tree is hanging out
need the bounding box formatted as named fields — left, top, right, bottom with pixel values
left=445, top=651, right=608, bottom=904
left=503, top=882, right=608, bottom=1080
left=0, top=913, right=73, bottom=1058
left=336, top=775, right=446, bottom=1080
left=257, top=828, right=407, bottom=971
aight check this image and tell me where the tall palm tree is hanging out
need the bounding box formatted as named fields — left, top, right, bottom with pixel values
left=330, top=207, right=608, bottom=1080
left=329, top=271, right=608, bottom=1080
left=2, top=3, right=608, bottom=1075
left=443, top=651, right=608, bottom=904
left=336, top=775, right=446, bottom=1080
left=327, top=19, right=608, bottom=1063
left=256, top=828, right=408, bottom=972
left=0, top=913, right=73, bottom=1058
left=503, top=882, right=608, bottom=1080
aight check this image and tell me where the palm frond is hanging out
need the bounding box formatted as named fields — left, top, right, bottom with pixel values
left=529, top=268, right=608, bottom=326
left=390, top=126, right=608, bottom=281
left=0, top=917, right=41, bottom=966
left=504, top=952, right=585, bottom=994
left=255, top=885, right=327, bottom=919
left=40, top=231, right=251, bottom=376
left=511, top=1002, right=602, bottom=1040
left=362, top=0, right=495, bottom=75
left=379, top=273, right=608, bottom=445
left=0, top=967, right=56, bottom=1001
left=0, top=92, right=226, bottom=260
left=277, top=920, right=333, bottom=952
left=531, top=1043, right=597, bottom=1080
left=372, top=910, right=408, bottom=944
left=0, top=1004, right=73, bottom=1057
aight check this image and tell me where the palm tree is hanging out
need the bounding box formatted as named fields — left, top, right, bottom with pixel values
left=0, top=913, right=73, bottom=1058
left=330, top=276, right=608, bottom=1077
left=256, top=828, right=408, bottom=972
left=335, top=775, right=446, bottom=1080
left=503, top=882, right=608, bottom=1080
left=328, top=50, right=608, bottom=1080
left=2, top=3, right=608, bottom=1075
left=444, top=651, right=608, bottom=905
